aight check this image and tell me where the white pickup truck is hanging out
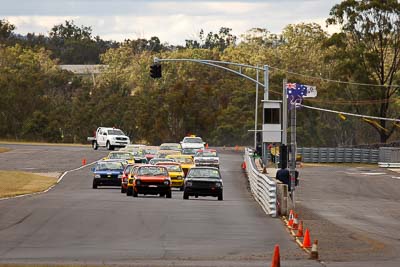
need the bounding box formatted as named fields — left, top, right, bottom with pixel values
left=88, top=127, right=130, bottom=150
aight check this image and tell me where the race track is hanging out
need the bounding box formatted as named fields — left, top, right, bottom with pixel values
left=0, top=144, right=318, bottom=267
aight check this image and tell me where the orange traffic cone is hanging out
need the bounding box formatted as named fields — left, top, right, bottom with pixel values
left=296, top=220, right=304, bottom=237
left=241, top=161, right=247, bottom=169
left=310, top=240, right=319, bottom=259
left=302, top=229, right=312, bottom=248
left=287, top=210, right=294, bottom=227
left=205, top=143, right=209, bottom=149
left=270, top=244, right=280, bottom=267
left=292, top=214, right=299, bottom=230
left=82, top=158, right=87, bottom=165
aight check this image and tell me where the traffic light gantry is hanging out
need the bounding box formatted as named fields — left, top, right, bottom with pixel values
left=150, top=64, right=162, bottom=78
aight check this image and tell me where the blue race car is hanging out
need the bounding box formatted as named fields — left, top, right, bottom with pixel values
left=92, top=160, right=125, bottom=189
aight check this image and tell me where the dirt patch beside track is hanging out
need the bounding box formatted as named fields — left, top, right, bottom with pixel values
left=0, top=171, right=59, bottom=198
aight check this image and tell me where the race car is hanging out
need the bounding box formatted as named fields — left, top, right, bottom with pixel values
left=92, top=160, right=125, bottom=189
left=155, top=162, right=185, bottom=190
left=193, top=149, right=220, bottom=168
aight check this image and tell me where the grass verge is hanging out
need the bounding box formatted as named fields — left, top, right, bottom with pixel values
left=0, top=171, right=58, bottom=198
left=0, top=147, right=11, bottom=153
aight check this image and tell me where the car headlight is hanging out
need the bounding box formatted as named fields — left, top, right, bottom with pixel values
left=186, top=181, right=192, bottom=187
left=215, top=182, right=222, bottom=187
left=136, top=179, right=141, bottom=185
left=176, top=176, right=183, bottom=180
left=164, top=180, right=170, bottom=185
left=94, top=174, right=100, bottom=178
left=118, top=174, right=122, bottom=178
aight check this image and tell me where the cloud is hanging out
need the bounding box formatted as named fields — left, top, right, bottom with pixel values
left=3, top=0, right=342, bottom=45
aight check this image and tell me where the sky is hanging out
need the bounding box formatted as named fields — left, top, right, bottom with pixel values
left=1, top=0, right=342, bottom=45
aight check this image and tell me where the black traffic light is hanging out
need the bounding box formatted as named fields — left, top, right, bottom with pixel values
left=150, top=64, right=162, bottom=78
left=279, top=144, right=288, bottom=169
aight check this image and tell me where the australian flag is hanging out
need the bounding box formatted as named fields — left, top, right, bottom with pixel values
left=286, top=83, right=317, bottom=98
left=286, top=83, right=307, bottom=97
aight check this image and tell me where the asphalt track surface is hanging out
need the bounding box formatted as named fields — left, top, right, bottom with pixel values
left=0, top=144, right=321, bottom=267
left=297, top=164, right=400, bottom=267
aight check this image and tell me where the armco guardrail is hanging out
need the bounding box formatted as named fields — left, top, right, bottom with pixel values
left=244, top=148, right=277, bottom=217
left=378, top=147, right=400, bottom=167
left=298, top=147, right=379, bottom=164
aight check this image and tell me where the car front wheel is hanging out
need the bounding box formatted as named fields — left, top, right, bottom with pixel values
left=218, top=193, right=223, bottom=201
left=92, top=141, right=98, bottom=150
left=126, top=187, right=132, bottom=196
left=166, top=191, right=172, bottom=198
left=106, top=141, right=114, bottom=150
left=183, top=192, right=189, bottom=200
left=92, top=180, right=97, bottom=189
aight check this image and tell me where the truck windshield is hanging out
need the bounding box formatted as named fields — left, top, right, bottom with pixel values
left=108, top=129, right=124, bottom=135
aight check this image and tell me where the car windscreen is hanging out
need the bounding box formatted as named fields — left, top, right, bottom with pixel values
left=150, top=158, right=175, bottom=164
left=187, top=168, right=220, bottom=179
left=174, top=157, right=194, bottom=164
left=145, top=149, right=158, bottom=154
left=137, top=166, right=168, bottom=176
left=131, top=150, right=144, bottom=157
left=108, top=129, right=125, bottom=135
left=184, top=137, right=203, bottom=143
left=195, top=151, right=217, bottom=157
left=165, top=165, right=182, bottom=172
left=109, top=153, right=132, bottom=159
left=182, top=148, right=198, bottom=154
left=96, top=162, right=123, bottom=171
left=160, top=144, right=181, bottom=150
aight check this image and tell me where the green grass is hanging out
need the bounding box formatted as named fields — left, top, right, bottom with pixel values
left=0, top=171, right=58, bottom=198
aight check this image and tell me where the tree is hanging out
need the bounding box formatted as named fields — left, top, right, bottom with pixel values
left=185, top=27, right=237, bottom=51
left=327, top=0, right=400, bottom=143
left=0, top=19, right=15, bottom=43
left=48, top=20, right=102, bottom=64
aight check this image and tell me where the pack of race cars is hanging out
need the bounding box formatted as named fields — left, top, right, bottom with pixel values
left=91, top=136, right=223, bottom=201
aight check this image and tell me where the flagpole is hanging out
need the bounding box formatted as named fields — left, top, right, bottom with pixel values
left=290, top=99, right=297, bottom=208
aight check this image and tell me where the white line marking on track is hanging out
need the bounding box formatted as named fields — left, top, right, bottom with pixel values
left=360, top=172, right=386, bottom=175
left=0, top=160, right=99, bottom=201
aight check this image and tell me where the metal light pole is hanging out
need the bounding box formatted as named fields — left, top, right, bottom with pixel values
left=262, top=65, right=269, bottom=164
left=254, top=66, right=259, bottom=149
left=282, top=79, right=288, bottom=146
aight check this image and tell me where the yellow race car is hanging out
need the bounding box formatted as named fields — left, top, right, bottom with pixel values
left=166, top=154, right=195, bottom=177
left=155, top=162, right=185, bottom=190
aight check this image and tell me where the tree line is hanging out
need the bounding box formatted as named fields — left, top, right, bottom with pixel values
left=0, top=0, right=399, bottom=146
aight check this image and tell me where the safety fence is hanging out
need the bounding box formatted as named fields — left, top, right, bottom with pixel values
left=378, top=147, right=400, bottom=167
left=297, top=147, right=379, bottom=164
left=244, top=148, right=277, bottom=217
